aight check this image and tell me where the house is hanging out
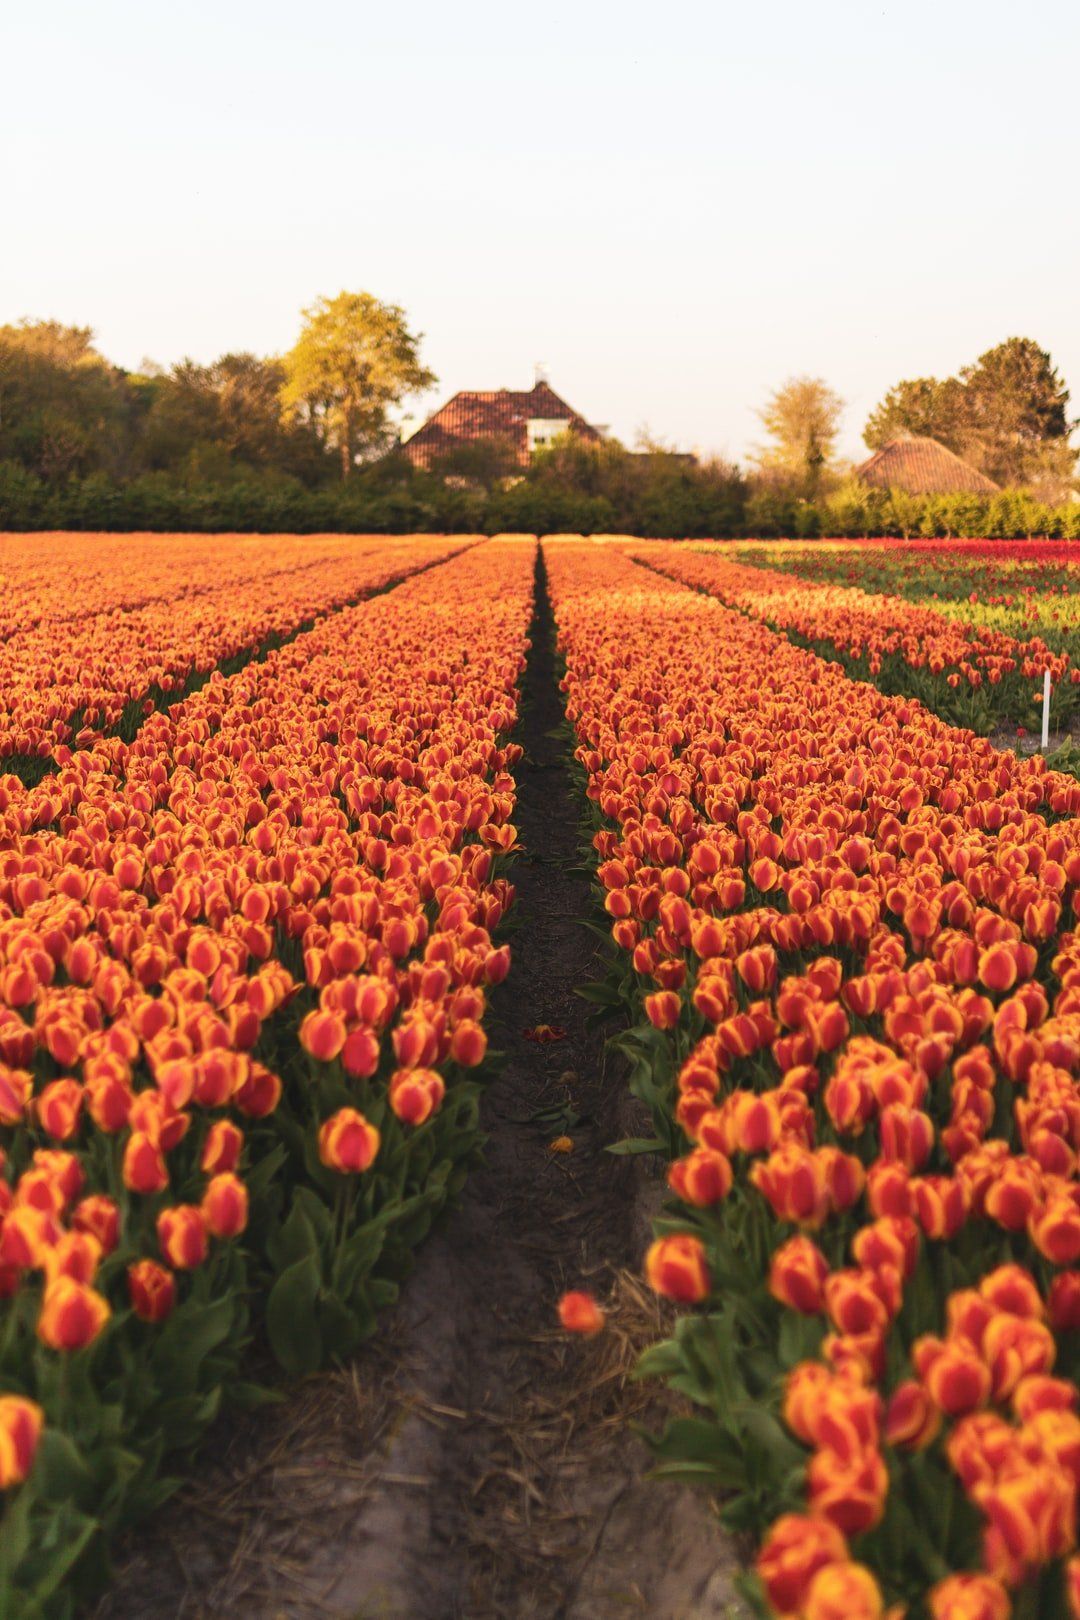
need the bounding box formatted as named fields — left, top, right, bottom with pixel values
left=854, top=434, right=1000, bottom=496
left=400, top=379, right=602, bottom=470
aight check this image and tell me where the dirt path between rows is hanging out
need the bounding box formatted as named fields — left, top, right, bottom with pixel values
left=94, top=546, right=743, bottom=1620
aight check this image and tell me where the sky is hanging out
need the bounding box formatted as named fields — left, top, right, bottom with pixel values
left=3, top=0, right=1079, bottom=465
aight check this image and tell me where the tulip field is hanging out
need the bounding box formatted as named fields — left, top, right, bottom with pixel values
left=635, top=540, right=1080, bottom=739
left=1, top=532, right=1079, bottom=1620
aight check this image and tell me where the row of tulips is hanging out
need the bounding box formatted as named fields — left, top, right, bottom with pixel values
left=631, top=542, right=1079, bottom=737
left=0, top=533, right=469, bottom=772
left=0, top=531, right=424, bottom=636
left=728, top=541, right=1080, bottom=717
left=729, top=540, right=1079, bottom=643
left=544, top=538, right=1080, bottom=1619
left=0, top=537, right=534, bottom=1616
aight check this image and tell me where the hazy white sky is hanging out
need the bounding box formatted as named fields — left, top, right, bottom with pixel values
left=4, top=0, right=1078, bottom=463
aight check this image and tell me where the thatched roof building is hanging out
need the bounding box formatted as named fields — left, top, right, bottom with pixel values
left=854, top=434, right=999, bottom=495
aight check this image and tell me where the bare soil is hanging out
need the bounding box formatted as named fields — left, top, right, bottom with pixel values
left=93, top=551, right=743, bottom=1620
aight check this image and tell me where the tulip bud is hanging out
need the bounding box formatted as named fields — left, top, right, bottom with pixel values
left=128, top=1259, right=176, bottom=1323
left=44, top=1231, right=101, bottom=1286
left=1048, top=1271, right=1080, bottom=1332
left=806, top=1446, right=888, bottom=1536
left=668, top=1146, right=733, bottom=1207
left=802, top=1561, right=887, bottom=1620
left=235, top=1061, right=282, bottom=1118
left=201, top=1120, right=244, bottom=1175
left=769, top=1236, right=829, bottom=1315
left=755, top=1513, right=849, bottom=1617
left=0, top=1395, right=44, bottom=1488
left=122, top=1131, right=169, bottom=1195
left=927, top=1573, right=1011, bottom=1620
left=0, top=1065, right=32, bottom=1126
left=644, top=991, right=681, bottom=1031
left=299, top=1009, right=347, bottom=1063
left=914, top=1335, right=991, bottom=1416
left=341, top=1026, right=380, bottom=1078
left=913, top=1175, right=969, bottom=1241
left=884, top=1380, right=940, bottom=1450
left=36, top=1079, right=83, bottom=1141
left=85, top=1073, right=133, bottom=1133
left=979, top=1263, right=1044, bottom=1320
left=201, top=1173, right=248, bottom=1240
left=71, top=1194, right=120, bottom=1255
left=1030, top=1197, right=1080, bottom=1266
left=36, top=1276, right=111, bottom=1351
left=156, top=1204, right=209, bottom=1270
left=450, top=1019, right=487, bottom=1067
left=318, top=1107, right=381, bottom=1172
left=388, top=1067, right=445, bottom=1126
left=979, top=942, right=1018, bottom=995
left=645, top=1234, right=710, bottom=1303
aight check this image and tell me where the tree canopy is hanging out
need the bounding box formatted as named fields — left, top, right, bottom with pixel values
left=280, top=292, right=435, bottom=479
left=0, top=292, right=437, bottom=489
left=863, top=338, right=1076, bottom=493
left=754, top=376, right=845, bottom=497
left=0, top=320, right=133, bottom=480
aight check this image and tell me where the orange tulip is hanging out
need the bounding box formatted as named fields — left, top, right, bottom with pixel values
left=71, top=1194, right=120, bottom=1254
left=914, top=1336, right=992, bottom=1416
left=806, top=1445, right=889, bottom=1536
left=769, top=1236, right=830, bottom=1315
left=802, top=1561, right=887, bottom=1620
left=388, top=1067, right=445, bottom=1126
left=128, top=1259, right=177, bottom=1323
left=752, top=1146, right=830, bottom=1229
left=318, top=1107, right=381, bottom=1172
left=644, top=1234, right=710, bottom=1303
left=36, top=1079, right=83, bottom=1141
left=156, top=1205, right=209, bottom=1270
left=668, top=1146, right=733, bottom=1208
left=884, top=1380, right=941, bottom=1451
left=122, top=1131, right=169, bottom=1195
left=644, top=990, right=681, bottom=1031
left=201, top=1120, right=244, bottom=1175
left=299, top=1008, right=347, bottom=1063
left=201, top=1173, right=249, bottom=1240
left=927, top=1573, right=1011, bottom=1620
left=0, top=1395, right=44, bottom=1488
left=37, top=1276, right=111, bottom=1351
left=755, top=1513, right=849, bottom=1615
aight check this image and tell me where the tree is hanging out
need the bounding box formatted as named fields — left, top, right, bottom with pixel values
left=754, top=376, right=844, bottom=497
left=863, top=376, right=967, bottom=453
left=959, top=337, right=1076, bottom=488
left=863, top=338, right=1077, bottom=492
left=0, top=320, right=133, bottom=479
left=141, top=353, right=330, bottom=483
left=280, top=292, right=435, bottom=479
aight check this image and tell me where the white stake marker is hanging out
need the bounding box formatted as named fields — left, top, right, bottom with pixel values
left=1042, top=668, right=1051, bottom=751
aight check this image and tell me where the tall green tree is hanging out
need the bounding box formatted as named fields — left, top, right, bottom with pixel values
left=959, top=337, right=1075, bottom=488
left=863, top=376, right=967, bottom=453
left=754, top=376, right=844, bottom=496
left=280, top=292, right=435, bottom=479
left=141, top=353, right=329, bottom=483
left=0, top=320, right=133, bottom=479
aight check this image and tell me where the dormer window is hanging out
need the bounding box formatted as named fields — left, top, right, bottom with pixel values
left=527, top=418, right=570, bottom=454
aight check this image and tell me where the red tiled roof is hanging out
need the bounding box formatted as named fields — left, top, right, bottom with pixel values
left=855, top=434, right=1000, bottom=495
left=402, top=381, right=600, bottom=468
